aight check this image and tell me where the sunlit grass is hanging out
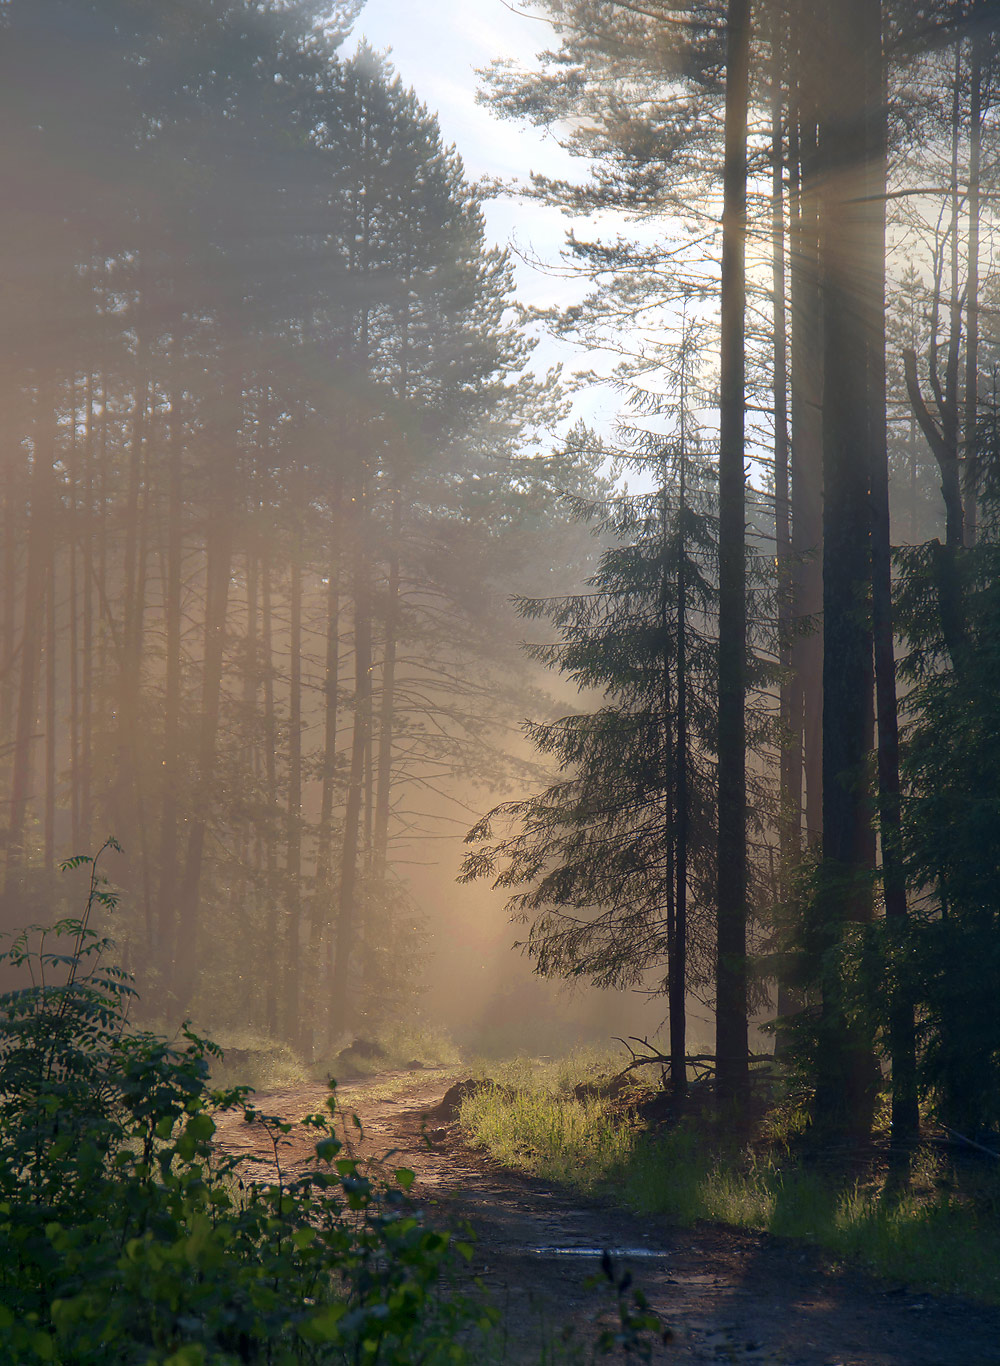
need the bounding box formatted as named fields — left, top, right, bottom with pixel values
left=468, top=1043, right=654, bottom=1097
left=461, top=1083, right=634, bottom=1190
left=460, top=1057, right=1000, bottom=1305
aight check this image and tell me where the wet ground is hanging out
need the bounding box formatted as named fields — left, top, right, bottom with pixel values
left=213, top=1072, right=1000, bottom=1364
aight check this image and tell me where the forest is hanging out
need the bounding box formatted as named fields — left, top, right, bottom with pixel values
left=1, top=0, right=1000, bottom=1362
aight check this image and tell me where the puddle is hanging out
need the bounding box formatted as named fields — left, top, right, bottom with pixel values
left=531, top=1246, right=669, bottom=1259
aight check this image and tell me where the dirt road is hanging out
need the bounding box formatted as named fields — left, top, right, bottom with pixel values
left=213, top=1071, right=1000, bottom=1364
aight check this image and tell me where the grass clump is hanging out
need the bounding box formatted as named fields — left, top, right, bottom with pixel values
left=460, top=1050, right=1000, bottom=1305
left=461, top=1084, right=633, bottom=1191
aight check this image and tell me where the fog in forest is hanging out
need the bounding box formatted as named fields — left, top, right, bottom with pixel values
left=0, top=0, right=679, bottom=1066
left=1, top=0, right=997, bottom=1133
left=9, top=4, right=1000, bottom=1357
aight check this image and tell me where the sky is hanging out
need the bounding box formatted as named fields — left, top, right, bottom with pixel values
left=346, top=1, right=623, bottom=432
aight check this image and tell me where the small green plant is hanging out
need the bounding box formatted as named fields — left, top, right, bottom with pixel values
left=590, top=1251, right=672, bottom=1361
left=0, top=845, right=496, bottom=1364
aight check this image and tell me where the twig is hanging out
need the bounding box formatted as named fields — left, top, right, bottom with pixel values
left=941, top=1126, right=1000, bottom=1159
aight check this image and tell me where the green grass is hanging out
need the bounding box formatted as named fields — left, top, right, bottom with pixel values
left=459, top=1056, right=1000, bottom=1305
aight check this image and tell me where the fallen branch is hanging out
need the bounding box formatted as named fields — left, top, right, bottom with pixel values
left=940, top=1126, right=1000, bottom=1160
left=611, top=1037, right=775, bottom=1085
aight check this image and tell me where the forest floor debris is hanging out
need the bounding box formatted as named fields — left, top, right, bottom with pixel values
left=213, top=1072, right=1000, bottom=1365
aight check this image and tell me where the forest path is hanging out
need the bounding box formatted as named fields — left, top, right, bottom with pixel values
left=213, top=1072, right=1000, bottom=1365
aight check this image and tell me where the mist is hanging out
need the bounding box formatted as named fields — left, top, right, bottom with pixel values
left=0, top=0, right=659, bottom=1067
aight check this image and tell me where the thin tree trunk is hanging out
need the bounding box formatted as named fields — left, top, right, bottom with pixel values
left=0, top=391, right=19, bottom=757
left=658, top=450, right=680, bottom=1094
left=80, top=373, right=94, bottom=849
left=314, top=528, right=342, bottom=896
left=285, top=530, right=303, bottom=1042
left=68, top=386, right=80, bottom=848
left=261, top=547, right=280, bottom=1035
left=771, top=30, right=800, bottom=1048
left=44, top=543, right=56, bottom=876
left=330, top=471, right=372, bottom=1040
left=157, top=356, right=184, bottom=970
left=372, top=493, right=401, bottom=879
left=715, top=0, right=751, bottom=1100
left=672, top=433, right=689, bottom=1099
left=6, top=386, right=55, bottom=901
left=790, top=69, right=824, bottom=852
left=309, top=503, right=342, bottom=1046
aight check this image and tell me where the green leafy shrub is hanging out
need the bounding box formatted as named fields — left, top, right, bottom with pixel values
left=0, top=850, right=494, bottom=1364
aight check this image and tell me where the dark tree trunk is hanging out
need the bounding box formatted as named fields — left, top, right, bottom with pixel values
left=813, top=0, right=881, bottom=1142
left=865, top=19, right=918, bottom=1147
left=789, top=53, right=824, bottom=852
left=715, top=0, right=751, bottom=1100
left=964, top=18, right=982, bottom=543
left=672, top=440, right=689, bottom=1099
left=771, top=25, right=800, bottom=1048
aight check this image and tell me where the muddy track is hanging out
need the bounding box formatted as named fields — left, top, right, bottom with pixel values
left=213, top=1072, right=1000, bottom=1365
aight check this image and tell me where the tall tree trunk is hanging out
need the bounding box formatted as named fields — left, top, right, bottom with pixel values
left=715, top=0, right=751, bottom=1100
left=672, top=433, right=689, bottom=1099
left=310, top=495, right=342, bottom=1041
left=813, top=0, right=880, bottom=1142
left=658, top=451, right=680, bottom=1094
left=5, top=386, right=55, bottom=904
left=68, top=386, right=80, bottom=849
left=771, top=28, right=800, bottom=1048
left=80, top=372, right=94, bottom=849
left=789, top=58, right=824, bottom=852
left=261, top=546, right=280, bottom=1035
left=285, top=527, right=303, bottom=1043
left=0, top=388, right=20, bottom=759
left=964, top=16, right=982, bottom=543
left=372, top=492, right=401, bottom=879
left=330, top=470, right=372, bottom=1040
left=865, top=14, right=918, bottom=1148
left=43, top=543, right=56, bottom=876
left=157, top=356, right=184, bottom=973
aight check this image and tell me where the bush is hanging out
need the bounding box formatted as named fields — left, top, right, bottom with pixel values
left=0, top=851, right=493, bottom=1364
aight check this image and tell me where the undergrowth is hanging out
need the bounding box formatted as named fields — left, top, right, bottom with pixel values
left=460, top=1051, right=1000, bottom=1305
left=0, top=848, right=494, bottom=1365
left=0, top=852, right=670, bottom=1363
